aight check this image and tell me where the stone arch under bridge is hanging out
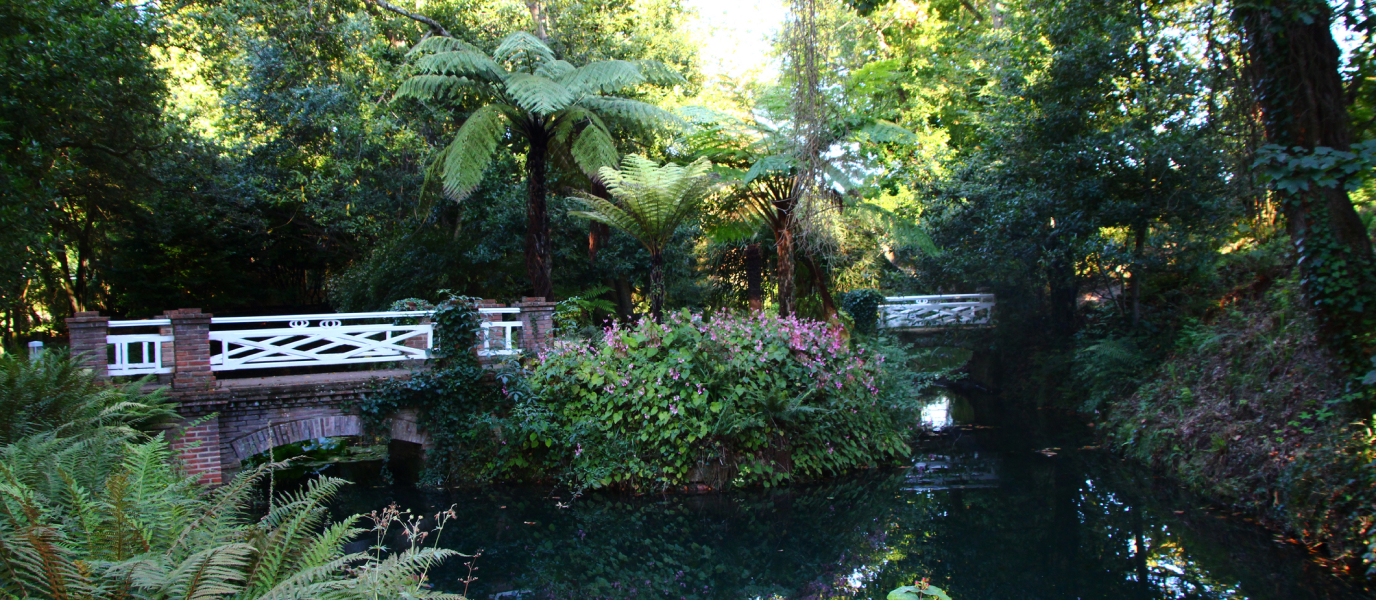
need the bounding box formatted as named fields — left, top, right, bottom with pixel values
left=167, top=371, right=429, bottom=485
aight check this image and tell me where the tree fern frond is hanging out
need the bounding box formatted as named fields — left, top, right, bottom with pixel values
left=414, top=51, right=505, bottom=82
left=578, top=96, right=686, bottom=130
left=395, top=75, right=488, bottom=102
left=562, top=60, right=645, bottom=96
left=406, top=36, right=482, bottom=57
left=570, top=121, right=619, bottom=178
left=632, top=59, right=686, bottom=87
left=535, top=59, right=576, bottom=81
left=437, top=104, right=508, bottom=201
left=494, top=31, right=555, bottom=70
left=743, top=153, right=796, bottom=183
left=854, top=120, right=920, bottom=145
left=503, top=73, right=574, bottom=115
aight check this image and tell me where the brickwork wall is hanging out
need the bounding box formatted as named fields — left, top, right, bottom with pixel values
left=66, top=312, right=110, bottom=380
left=168, top=309, right=215, bottom=391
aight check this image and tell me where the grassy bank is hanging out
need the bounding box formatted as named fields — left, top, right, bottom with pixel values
left=1097, top=272, right=1376, bottom=574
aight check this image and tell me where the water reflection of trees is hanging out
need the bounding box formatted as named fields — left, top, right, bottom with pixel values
left=325, top=449, right=1361, bottom=599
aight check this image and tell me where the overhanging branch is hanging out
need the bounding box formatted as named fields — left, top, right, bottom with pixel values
left=365, top=0, right=452, bottom=38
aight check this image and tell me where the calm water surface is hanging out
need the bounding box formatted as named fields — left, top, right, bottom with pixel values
left=318, top=392, right=1370, bottom=599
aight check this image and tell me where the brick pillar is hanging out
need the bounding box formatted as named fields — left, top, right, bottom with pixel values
left=516, top=297, right=556, bottom=355
left=402, top=316, right=432, bottom=354
left=168, top=308, right=215, bottom=391
left=66, top=311, right=110, bottom=381
left=170, top=418, right=223, bottom=486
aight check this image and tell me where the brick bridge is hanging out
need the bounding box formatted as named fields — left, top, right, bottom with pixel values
left=67, top=299, right=555, bottom=485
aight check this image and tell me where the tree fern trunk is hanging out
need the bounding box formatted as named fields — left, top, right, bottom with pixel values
left=649, top=251, right=665, bottom=322
left=774, top=226, right=796, bottom=317
left=745, top=242, right=763, bottom=311
left=526, top=132, right=554, bottom=299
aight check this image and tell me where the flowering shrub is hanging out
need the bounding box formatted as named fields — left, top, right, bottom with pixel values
left=526, top=310, right=921, bottom=490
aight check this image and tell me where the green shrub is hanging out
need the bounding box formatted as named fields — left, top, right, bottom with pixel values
left=839, top=288, right=887, bottom=335
left=527, top=310, right=921, bottom=490
left=0, top=351, right=176, bottom=444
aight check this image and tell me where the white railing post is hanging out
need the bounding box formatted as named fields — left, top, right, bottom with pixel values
left=27, top=341, right=43, bottom=360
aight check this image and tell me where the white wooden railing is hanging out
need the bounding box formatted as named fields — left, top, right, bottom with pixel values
left=106, top=318, right=173, bottom=377
left=878, top=294, right=996, bottom=329
left=105, top=308, right=522, bottom=376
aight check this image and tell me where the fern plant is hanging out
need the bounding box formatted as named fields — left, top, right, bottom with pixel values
left=396, top=31, right=684, bottom=299
left=568, top=155, right=722, bottom=320
left=0, top=436, right=461, bottom=600
left=0, top=352, right=177, bottom=444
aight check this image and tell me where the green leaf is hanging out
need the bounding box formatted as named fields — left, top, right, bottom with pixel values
left=436, top=104, right=509, bottom=201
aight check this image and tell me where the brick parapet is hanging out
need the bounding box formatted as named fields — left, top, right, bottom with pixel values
left=66, top=311, right=110, bottom=380
left=516, top=297, right=556, bottom=356
left=168, top=308, right=215, bottom=392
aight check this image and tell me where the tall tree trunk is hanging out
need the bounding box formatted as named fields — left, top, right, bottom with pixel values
left=526, top=133, right=554, bottom=299
left=1238, top=0, right=1376, bottom=382
left=589, top=181, right=610, bottom=263
left=774, top=224, right=796, bottom=317
left=745, top=242, right=763, bottom=311
left=1129, top=222, right=1146, bottom=329
left=649, top=251, right=665, bottom=322
left=800, top=253, right=836, bottom=322
left=614, top=277, right=634, bottom=320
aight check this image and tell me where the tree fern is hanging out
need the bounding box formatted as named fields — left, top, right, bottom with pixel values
left=436, top=104, right=509, bottom=200
left=569, top=155, right=721, bottom=318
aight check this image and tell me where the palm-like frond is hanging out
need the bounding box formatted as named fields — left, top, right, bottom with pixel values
left=436, top=104, right=509, bottom=201
left=743, top=153, right=797, bottom=183
left=503, top=73, right=575, bottom=115
left=562, top=60, right=645, bottom=96
left=577, top=96, right=686, bottom=130
left=570, top=121, right=619, bottom=177
left=494, top=31, right=555, bottom=69
left=414, top=50, right=505, bottom=82
left=854, top=120, right=920, bottom=145
left=632, top=59, right=687, bottom=87
left=394, top=75, right=484, bottom=102
left=406, top=36, right=483, bottom=57
left=570, top=155, right=720, bottom=253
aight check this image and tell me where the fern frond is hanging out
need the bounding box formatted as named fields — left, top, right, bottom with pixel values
left=632, top=59, right=686, bottom=86
left=406, top=36, right=482, bottom=57
left=243, top=476, right=349, bottom=595
left=562, top=60, right=644, bottom=96
left=743, top=153, right=796, bottom=183
left=437, top=104, right=509, bottom=201
left=395, top=75, right=488, bottom=102
left=502, top=73, right=574, bottom=116
left=535, top=59, right=575, bottom=81
left=493, top=31, right=555, bottom=69
left=578, top=96, right=686, bottom=130
left=854, top=120, right=920, bottom=145
left=570, top=121, right=619, bottom=178
left=135, top=543, right=254, bottom=600
left=414, top=50, right=505, bottom=82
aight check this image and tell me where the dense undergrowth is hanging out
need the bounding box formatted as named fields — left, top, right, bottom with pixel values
left=0, top=353, right=461, bottom=599
left=362, top=296, right=944, bottom=491
left=1095, top=270, right=1376, bottom=573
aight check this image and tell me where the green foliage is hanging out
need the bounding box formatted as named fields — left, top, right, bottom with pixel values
left=0, top=358, right=459, bottom=599
left=838, top=288, right=886, bottom=335
left=889, top=583, right=952, bottom=600
left=1072, top=336, right=1149, bottom=414
left=526, top=311, right=926, bottom=490
left=569, top=155, right=722, bottom=317
left=0, top=352, right=177, bottom=444
left=359, top=292, right=508, bottom=486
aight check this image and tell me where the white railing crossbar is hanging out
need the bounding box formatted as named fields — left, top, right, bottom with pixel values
left=105, top=307, right=524, bottom=375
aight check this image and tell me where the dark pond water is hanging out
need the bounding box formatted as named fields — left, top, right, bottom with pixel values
left=312, top=391, right=1371, bottom=600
